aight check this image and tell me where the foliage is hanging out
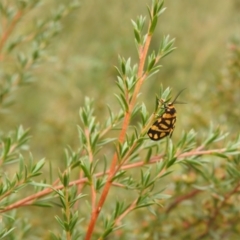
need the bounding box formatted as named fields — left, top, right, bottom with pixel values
left=0, top=0, right=240, bottom=240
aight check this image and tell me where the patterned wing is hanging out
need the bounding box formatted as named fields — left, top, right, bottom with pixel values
left=147, top=115, right=176, bottom=141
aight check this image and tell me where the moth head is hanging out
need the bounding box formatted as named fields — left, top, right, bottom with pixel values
left=157, top=88, right=186, bottom=111
left=166, top=102, right=176, bottom=114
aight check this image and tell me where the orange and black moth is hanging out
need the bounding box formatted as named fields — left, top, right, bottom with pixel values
left=147, top=89, right=185, bottom=141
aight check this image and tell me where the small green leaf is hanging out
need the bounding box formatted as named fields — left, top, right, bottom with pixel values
left=145, top=148, right=152, bottom=163
left=149, top=15, right=158, bottom=34
left=166, top=157, right=177, bottom=168
left=134, top=29, right=141, bottom=44
left=115, top=94, right=129, bottom=112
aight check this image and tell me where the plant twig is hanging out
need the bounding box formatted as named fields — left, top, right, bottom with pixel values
left=0, top=147, right=229, bottom=213
left=84, top=17, right=154, bottom=240
left=115, top=199, right=138, bottom=226
left=166, top=189, right=202, bottom=213
left=0, top=10, right=23, bottom=55
left=197, top=182, right=240, bottom=239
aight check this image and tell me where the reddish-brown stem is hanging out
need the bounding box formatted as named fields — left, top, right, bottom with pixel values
left=166, top=189, right=202, bottom=213
left=0, top=10, right=23, bottom=55
left=115, top=199, right=138, bottom=226
left=198, top=182, right=240, bottom=239
left=0, top=147, right=228, bottom=213
left=74, top=171, right=84, bottom=210
left=84, top=29, right=153, bottom=240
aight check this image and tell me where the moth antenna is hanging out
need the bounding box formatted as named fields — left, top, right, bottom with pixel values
left=174, top=100, right=187, bottom=105
left=172, top=88, right=187, bottom=104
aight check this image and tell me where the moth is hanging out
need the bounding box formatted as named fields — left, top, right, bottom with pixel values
left=147, top=89, right=185, bottom=141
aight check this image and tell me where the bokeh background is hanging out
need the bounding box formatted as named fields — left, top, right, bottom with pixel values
left=2, top=0, right=240, bottom=161
left=1, top=0, right=240, bottom=238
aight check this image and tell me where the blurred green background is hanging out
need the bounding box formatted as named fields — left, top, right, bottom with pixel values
left=2, top=0, right=240, bottom=161
left=3, top=0, right=238, bottom=161
left=3, top=0, right=240, bottom=161
left=1, top=0, right=240, bottom=238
